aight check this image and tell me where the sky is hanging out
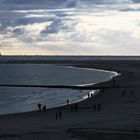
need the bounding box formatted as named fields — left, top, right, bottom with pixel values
left=0, top=0, right=140, bottom=55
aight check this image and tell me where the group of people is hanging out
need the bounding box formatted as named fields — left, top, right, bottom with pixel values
left=37, top=103, right=47, bottom=112
left=93, top=104, right=101, bottom=111
left=37, top=96, right=101, bottom=116
left=128, top=71, right=134, bottom=79
left=88, top=93, right=93, bottom=98
left=122, top=89, right=135, bottom=97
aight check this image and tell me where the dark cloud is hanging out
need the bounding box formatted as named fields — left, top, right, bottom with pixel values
left=41, top=18, right=74, bottom=35
left=0, top=0, right=116, bottom=10
left=120, top=8, right=140, bottom=12
left=0, top=0, right=137, bottom=12
left=12, top=28, right=24, bottom=35
left=15, top=17, right=51, bottom=26
left=41, top=19, right=61, bottom=34
left=131, top=0, right=140, bottom=3
left=0, top=0, right=77, bottom=10
left=41, top=15, right=76, bottom=36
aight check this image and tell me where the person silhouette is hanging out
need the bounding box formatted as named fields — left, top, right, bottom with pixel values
left=70, top=105, right=73, bottom=112
left=56, top=112, right=58, bottom=120
left=59, top=111, right=62, bottom=120
left=42, top=105, right=47, bottom=112
left=98, top=104, right=101, bottom=111
left=37, top=103, right=42, bottom=111
left=67, top=99, right=69, bottom=105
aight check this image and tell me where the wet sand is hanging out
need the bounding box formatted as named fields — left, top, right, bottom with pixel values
left=0, top=60, right=140, bottom=140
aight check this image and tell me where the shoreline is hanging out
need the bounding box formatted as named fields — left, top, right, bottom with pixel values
left=0, top=59, right=139, bottom=140
left=0, top=64, right=118, bottom=116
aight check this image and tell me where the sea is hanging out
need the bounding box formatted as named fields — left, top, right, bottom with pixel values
left=0, top=56, right=121, bottom=115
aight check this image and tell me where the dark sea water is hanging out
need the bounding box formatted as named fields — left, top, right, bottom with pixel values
left=0, top=63, right=117, bottom=115
left=1, top=56, right=140, bottom=62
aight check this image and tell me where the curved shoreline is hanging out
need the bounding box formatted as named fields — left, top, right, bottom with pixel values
left=0, top=60, right=139, bottom=140
left=0, top=65, right=119, bottom=116
left=0, top=64, right=119, bottom=116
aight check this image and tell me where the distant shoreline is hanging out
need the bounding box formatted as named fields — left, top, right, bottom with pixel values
left=0, top=55, right=140, bottom=64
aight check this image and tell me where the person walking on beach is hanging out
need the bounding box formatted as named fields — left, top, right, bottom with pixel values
left=59, top=111, right=62, bottom=120
left=37, top=103, right=42, bottom=111
left=55, top=112, right=58, bottom=120
left=42, top=105, right=47, bottom=112
left=130, top=89, right=135, bottom=96
left=67, top=99, right=69, bottom=105
left=98, top=104, right=101, bottom=111
left=88, top=93, right=90, bottom=98
left=70, top=105, right=73, bottom=112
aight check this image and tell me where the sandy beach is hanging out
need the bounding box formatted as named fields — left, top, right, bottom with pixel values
left=0, top=59, right=140, bottom=140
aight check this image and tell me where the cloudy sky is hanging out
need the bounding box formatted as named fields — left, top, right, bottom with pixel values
left=0, top=0, right=140, bottom=55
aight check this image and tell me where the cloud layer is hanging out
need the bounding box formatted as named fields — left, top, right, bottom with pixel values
left=0, top=0, right=140, bottom=55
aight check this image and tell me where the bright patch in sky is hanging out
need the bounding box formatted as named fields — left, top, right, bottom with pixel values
left=0, top=0, right=140, bottom=55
